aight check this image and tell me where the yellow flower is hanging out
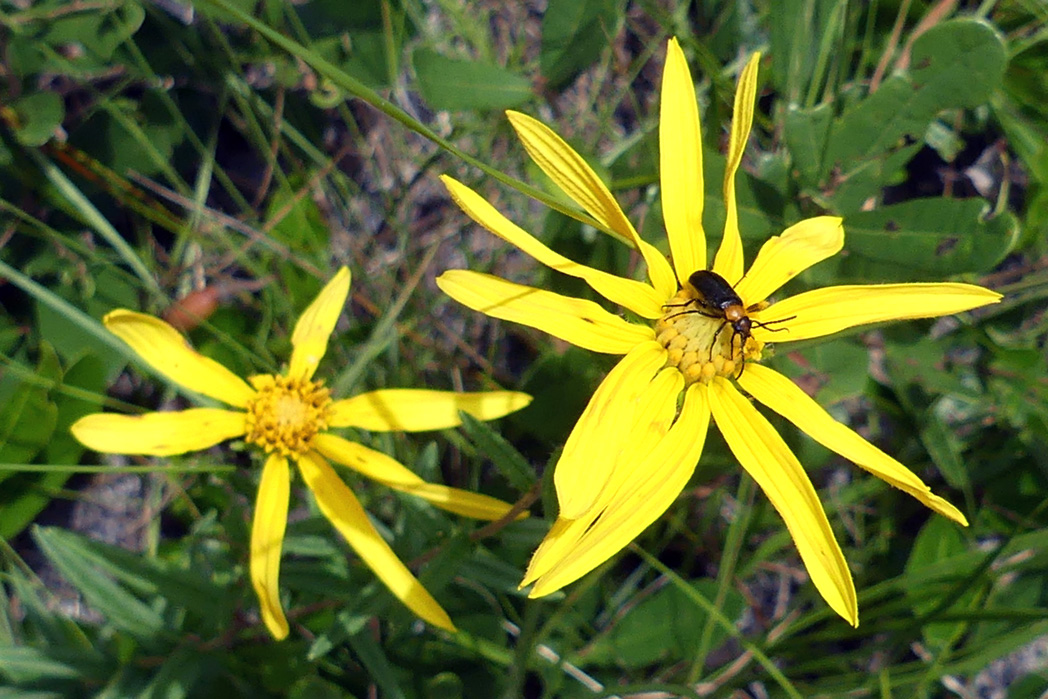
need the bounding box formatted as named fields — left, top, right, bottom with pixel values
left=436, top=40, right=1001, bottom=626
left=71, top=267, right=531, bottom=640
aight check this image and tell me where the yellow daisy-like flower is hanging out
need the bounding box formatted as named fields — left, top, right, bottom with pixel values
left=71, top=267, right=531, bottom=640
left=436, top=40, right=1001, bottom=625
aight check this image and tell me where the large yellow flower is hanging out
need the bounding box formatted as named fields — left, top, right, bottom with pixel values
left=71, top=268, right=531, bottom=639
left=436, top=40, right=1001, bottom=625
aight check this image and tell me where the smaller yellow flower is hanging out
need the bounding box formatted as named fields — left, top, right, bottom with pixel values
left=71, top=268, right=531, bottom=640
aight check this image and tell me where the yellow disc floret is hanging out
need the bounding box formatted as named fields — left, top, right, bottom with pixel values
left=244, top=374, right=333, bottom=457
left=655, top=288, right=763, bottom=385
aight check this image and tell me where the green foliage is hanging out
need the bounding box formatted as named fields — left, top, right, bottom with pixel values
left=0, top=0, right=1046, bottom=697
left=539, top=0, right=621, bottom=90
left=413, top=50, right=533, bottom=112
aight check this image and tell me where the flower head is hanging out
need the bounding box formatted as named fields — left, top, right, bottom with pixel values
left=437, top=40, right=1001, bottom=625
left=71, top=268, right=531, bottom=639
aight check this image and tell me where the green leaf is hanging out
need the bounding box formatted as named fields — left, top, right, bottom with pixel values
left=413, top=49, right=532, bottom=111
left=783, top=102, right=833, bottom=187
left=919, top=400, right=972, bottom=495
left=539, top=0, right=618, bottom=90
left=833, top=198, right=1018, bottom=281
left=588, top=580, right=746, bottom=668
left=774, top=338, right=870, bottom=406
left=10, top=92, right=65, bottom=147
left=0, top=372, right=58, bottom=465
left=36, top=526, right=230, bottom=624
left=904, top=517, right=976, bottom=651
left=346, top=631, right=406, bottom=699
left=808, top=19, right=1008, bottom=211
left=458, top=412, right=535, bottom=492
left=33, top=527, right=167, bottom=639
left=0, top=647, right=84, bottom=683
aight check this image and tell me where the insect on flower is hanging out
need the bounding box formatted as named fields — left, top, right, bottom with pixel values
left=436, top=39, right=1002, bottom=626
left=663, top=270, right=795, bottom=375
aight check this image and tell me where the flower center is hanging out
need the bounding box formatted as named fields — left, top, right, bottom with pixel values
left=654, top=288, right=763, bottom=385
left=244, top=374, right=333, bottom=457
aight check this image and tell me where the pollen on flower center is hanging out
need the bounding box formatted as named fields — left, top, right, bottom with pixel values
left=244, top=374, right=333, bottom=457
left=654, top=288, right=763, bottom=385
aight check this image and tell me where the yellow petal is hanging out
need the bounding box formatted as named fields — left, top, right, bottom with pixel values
left=527, top=381, right=710, bottom=597
left=712, top=53, right=761, bottom=284
left=104, top=310, right=255, bottom=407
left=660, top=38, right=707, bottom=284
left=288, top=267, right=351, bottom=381
left=734, top=216, right=844, bottom=306
left=708, top=378, right=858, bottom=626
left=70, top=409, right=247, bottom=456
left=553, top=341, right=668, bottom=519
left=437, top=270, right=654, bottom=354
left=251, top=453, right=291, bottom=640
left=312, top=433, right=521, bottom=521
left=520, top=516, right=581, bottom=588
left=738, top=364, right=967, bottom=525
left=441, top=175, right=665, bottom=319
left=330, top=389, right=531, bottom=431
left=297, top=451, right=455, bottom=631
left=754, top=283, right=1003, bottom=343
left=505, top=111, right=677, bottom=300
left=523, top=366, right=682, bottom=585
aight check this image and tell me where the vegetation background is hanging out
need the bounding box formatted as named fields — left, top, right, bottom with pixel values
left=1, top=0, right=1047, bottom=697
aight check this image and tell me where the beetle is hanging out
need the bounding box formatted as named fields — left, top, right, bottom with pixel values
left=663, top=270, right=794, bottom=375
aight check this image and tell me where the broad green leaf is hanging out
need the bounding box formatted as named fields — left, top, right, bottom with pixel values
left=588, top=580, right=746, bottom=668
left=809, top=19, right=1008, bottom=211
left=540, top=0, right=618, bottom=90
left=773, top=338, right=870, bottom=406
left=40, top=2, right=144, bottom=66
left=783, top=103, right=832, bottom=187
left=834, top=198, right=1018, bottom=281
left=413, top=49, right=532, bottom=111
left=0, top=374, right=57, bottom=464
left=10, top=92, right=64, bottom=147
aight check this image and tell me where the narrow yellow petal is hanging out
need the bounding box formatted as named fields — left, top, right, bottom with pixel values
left=709, top=378, right=858, bottom=626
left=71, top=409, right=246, bottom=456
left=521, top=516, right=587, bottom=588
left=437, top=270, right=654, bottom=354
left=754, top=283, right=1003, bottom=343
left=523, top=367, right=683, bottom=585
left=329, top=389, right=531, bottom=431
left=297, top=451, right=455, bottom=631
left=528, top=382, right=710, bottom=597
left=505, top=111, right=678, bottom=300
left=553, top=341, right=668, bottom=519
left=251, top=454, right=291, bottom=640
left=738, top=364, right=967, bottom=525
left=660, top=38, right=707, bottom=284
left=288, top=267, right=351, bottom=381
left=712, top=53, right=761, bottom=284
left=104, top=310, right=255, bottom=407
left=312, top=434, right=521, bottom=521
left=441, top=175, right=665, bottom=318
left=734, top=216, right=844, bottom=306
